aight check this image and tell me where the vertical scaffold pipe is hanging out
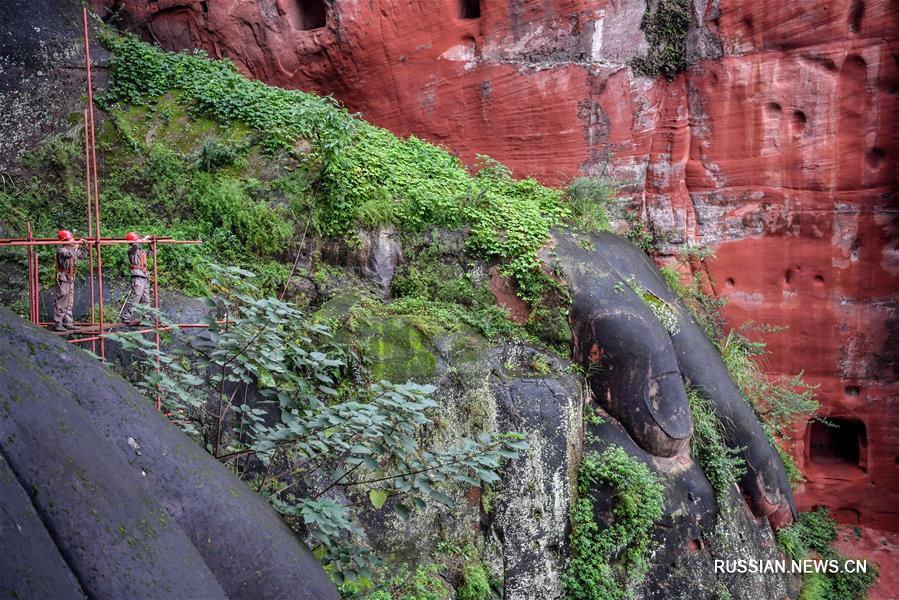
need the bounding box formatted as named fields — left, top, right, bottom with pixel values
left=152, top=238, right=161, bottom=411
left=83, top=7, right=104, bottom=358
left=26, top=223, right=35, bottom=325
left=83, top=109, right=97, bottom=354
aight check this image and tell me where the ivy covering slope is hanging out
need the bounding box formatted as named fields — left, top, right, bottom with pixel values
left=563, top=446, right=665, bottom=600
left=100, top=35, right=572, bottom=304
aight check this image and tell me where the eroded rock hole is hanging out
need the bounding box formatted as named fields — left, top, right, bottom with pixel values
left=766, top=102, right=782, bottom=113
left=848, top=0, right=864, bottom=32
left=809, top=418, right=867, bottom=471
left=725, top=277, right=735, bottom=287
left=845, top=385, right=860, bottom=397
left=792, top=110, right=807, bottom=137
left=865, top=147, right=884, bottom=169
left=292, top=0, right=326, bottom=30
left=460, top=0, right=481, bottom=19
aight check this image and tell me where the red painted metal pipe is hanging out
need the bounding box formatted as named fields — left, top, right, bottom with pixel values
left=0, top=239, right=202, bottom=247
left=83, top=6, right=105, bottom=358
left=84, top=108, right=97, bottom=354
left=26, top=223, right=35, bottom=324
left=34, top=253, right=40, bottom=323
left=65, top=322, right=225, bottom=344
left=152, top=238, right=162, bottom=410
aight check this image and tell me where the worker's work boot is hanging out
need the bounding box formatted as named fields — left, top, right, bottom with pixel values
left=51, top=323, right=68, bottom=332
left=64, top=323, right=79, bottom=331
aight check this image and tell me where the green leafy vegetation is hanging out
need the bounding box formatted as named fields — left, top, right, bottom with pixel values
left=777, top=508, right=877, bottom=600
left=564, top=177, right=615, bottom=233
left=2, top=33, right=604, bottom=352
left=623, top=275, right=680, bottom=335
left=687, top=387, right=745, bottom=503
left=0, top=110, right=296, bottom=295
left=111, top=266, right=525, bottom=581
left=338, top=562, right=452, bottom=600
left=564, top=445, right=665, bottom=600
left=662, top=258, right=817, bottom=488
left=659, top=265, right=726, bottom=341
left=717, top=328, right=819, bottom=441
left=389, top=235, right=571, bottom=352
left=336, top=542, right=493, bottom=600
left=98, top=35, right=583, bottom=308
left=717, top=327, right=818, bottom=487
left=630, top=0, right=692, bottom=79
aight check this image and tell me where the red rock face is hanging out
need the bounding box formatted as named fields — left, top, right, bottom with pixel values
left=101, top=0, right=898, bottom=534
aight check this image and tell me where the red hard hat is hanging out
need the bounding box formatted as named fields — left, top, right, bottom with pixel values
left=125, top=231, right=141, bottom=241
left=57, top=230, right=73, bottom=241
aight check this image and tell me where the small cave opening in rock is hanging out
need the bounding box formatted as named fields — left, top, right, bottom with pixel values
left=292, top=0, right=326, bottom=30
left=809, top=418, right=867, bottom=473
left=460, top=0, right=481, bottom=19
left=848, top=0, right=864, bottom=32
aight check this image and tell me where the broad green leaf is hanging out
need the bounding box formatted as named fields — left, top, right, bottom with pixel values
left=368, top=489, right=388, bottom=509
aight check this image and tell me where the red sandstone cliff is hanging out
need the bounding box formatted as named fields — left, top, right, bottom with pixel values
left=99, top=0, right=897, bottom=553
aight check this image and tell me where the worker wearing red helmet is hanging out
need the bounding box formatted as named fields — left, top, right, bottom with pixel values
left=52, top=230, right=89, bottom=332
left=120, top=231, right=150, bottom=325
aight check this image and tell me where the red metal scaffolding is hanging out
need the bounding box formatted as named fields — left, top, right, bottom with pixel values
left=0, top=8, right=207, bottom=411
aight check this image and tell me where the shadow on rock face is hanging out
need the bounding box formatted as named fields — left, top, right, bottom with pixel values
left=0, top=307, right=338, bottom=600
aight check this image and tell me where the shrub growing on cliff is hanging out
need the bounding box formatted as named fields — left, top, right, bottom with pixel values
left=661, top=262, right=817, bottom=488
left=100, top=35, right=576, bottom=308
left=563, top=446, right=665, bottom=600
left=630, top=0, right=692, bottom=79
left=565, top=177, right=615, bottom=233
left=111, top=265, right=525, bottom=580
left=777, top=508, right=877, bottom=600
left=687, top=387, right=746, bottom=503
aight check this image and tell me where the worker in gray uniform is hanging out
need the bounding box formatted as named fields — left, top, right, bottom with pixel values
left=120, top=231, right=151, bottom=325
left=52, top=229, right=89, bottom=332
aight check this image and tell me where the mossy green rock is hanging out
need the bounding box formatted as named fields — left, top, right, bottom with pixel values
left=316, top=292, right=488, bottom=384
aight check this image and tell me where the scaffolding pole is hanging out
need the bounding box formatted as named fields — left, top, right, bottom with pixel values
left=0, top=8, right=206, bottom=413
left=83, top=108, right=97, bottom=354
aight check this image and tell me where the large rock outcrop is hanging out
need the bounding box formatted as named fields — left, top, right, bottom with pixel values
left=0, top=307, right=338, bottom=600
left=98, top=0, right=899, bottom=538
left=314, top=230, right=797, bottom=599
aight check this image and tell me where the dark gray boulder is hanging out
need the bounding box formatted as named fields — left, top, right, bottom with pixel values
left=0, top=453, right=85, bottom=599
left=0, top=307, right=338, bottom=600
left=546, top=230, right=796, bottom=528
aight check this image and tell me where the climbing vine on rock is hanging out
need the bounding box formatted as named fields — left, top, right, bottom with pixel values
left=563, top=446, right=664, bottom=600
left=630, top=0, right=692, bottom=79
left=100, top=35, right=578, bottom=310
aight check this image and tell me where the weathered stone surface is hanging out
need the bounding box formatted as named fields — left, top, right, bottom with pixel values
left=0, top=453, right=85, bottom=599
left=317, top=284, right=801, bottom=598
left=316, top=294, right=583, bottom=598
left=321, top=226, right=404, bottom=294
left=485, top=345, right=583, bottom=600
left=548, top=230, right=796, bottom=527
left=101, top=0, right=899, bottom=543
left=0, top=307, right=339, bottom=600
left=0, top=0, right=109, bottom=172
left=588, top=411, right=799, bottom=600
